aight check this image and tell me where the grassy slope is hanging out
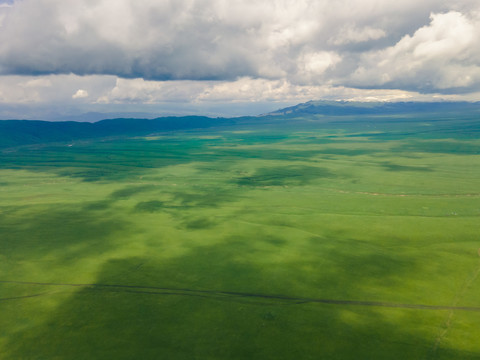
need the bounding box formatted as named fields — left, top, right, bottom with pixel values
left=0, top=114, right=480, bottom=359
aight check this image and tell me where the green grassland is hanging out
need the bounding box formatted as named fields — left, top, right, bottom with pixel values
left=1, top=114, right=480, bottom=359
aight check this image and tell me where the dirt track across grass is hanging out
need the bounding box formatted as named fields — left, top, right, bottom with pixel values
left=2, top=280, right=480, bottom=312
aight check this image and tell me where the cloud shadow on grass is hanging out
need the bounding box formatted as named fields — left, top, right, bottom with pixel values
left=0, top=204, right=131, bottom=273
left=3, top=235, right=475, bottom=359
left=0, top=138, right=201, bottom=182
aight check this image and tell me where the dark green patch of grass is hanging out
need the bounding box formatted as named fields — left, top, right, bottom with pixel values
left=83, top=200, right=114, bottom=211
left=261, top=235, right=287, bottom=246
left=171, top=188, right=238, bottom=207
left=181, top=217, right=217, bottom=230
left=317, top=148, right=380, bottom=156
left=236, top=165, right=334, bottom=186
left=394, top=140, right=480, bottom=155
left=134, top=200, right=165, bottom=213
left=109, top=185, right=156, bottom=199
left=381, top=162, right=433, bottom=172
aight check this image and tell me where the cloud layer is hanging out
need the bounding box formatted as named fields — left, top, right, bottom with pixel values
left=0, top=0, right=480, bottom=118
left=1, top=1, right=480, bottom=89
left=350, top=11, right=480, bottom=92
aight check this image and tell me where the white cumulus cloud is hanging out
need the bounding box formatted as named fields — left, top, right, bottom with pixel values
left=350, top=11, right=480, bottom=92
left=72, top=89, right=89, bottom=99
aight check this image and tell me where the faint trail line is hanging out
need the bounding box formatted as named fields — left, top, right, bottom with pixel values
left=85, top=287, right=304, bottom=307
left=0, top=292, right=52, bottom=301
left=328, top=188, right=480, bottom=198
left=428, top=259, right=480, bottom=359
left=2, top=280, right=480, bottom=312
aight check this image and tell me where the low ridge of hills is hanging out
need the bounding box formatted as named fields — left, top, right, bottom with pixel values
left=0, top=116, right=238, bottom=149
left=1, top=101, right=480, bottom=149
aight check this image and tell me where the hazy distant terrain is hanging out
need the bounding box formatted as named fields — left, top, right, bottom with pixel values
left=1, top=103, right=480, bottom=359
left=2, top=101, right=480, bottom=149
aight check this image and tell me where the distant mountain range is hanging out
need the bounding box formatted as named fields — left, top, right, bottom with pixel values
left=267, top=100, right=480, bottom=116
left=1, top=101, right=480, bottom=149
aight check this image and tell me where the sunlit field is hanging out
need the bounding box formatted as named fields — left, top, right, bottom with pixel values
left=1, top=114, right=480, bottom=359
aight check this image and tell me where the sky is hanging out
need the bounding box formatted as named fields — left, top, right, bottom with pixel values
left=1, top=0, right=480, bottom=120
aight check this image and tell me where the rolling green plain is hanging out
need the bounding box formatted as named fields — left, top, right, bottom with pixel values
left=1, top=113, right=480, bottom=359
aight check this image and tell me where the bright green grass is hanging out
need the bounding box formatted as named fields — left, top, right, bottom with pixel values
left=1, top=118, right=480, bottom=359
